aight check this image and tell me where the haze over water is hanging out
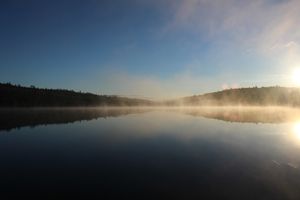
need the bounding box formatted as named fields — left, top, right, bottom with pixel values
left=1, top=0, right=300, bottom=199
left=1, top=107, right=300, bottom=199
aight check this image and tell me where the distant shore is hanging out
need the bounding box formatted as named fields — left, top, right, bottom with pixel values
left=1, top=83, right=300, bottom=107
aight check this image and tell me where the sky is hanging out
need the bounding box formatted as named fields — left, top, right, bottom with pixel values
left=1, top=0, right=300, bottom=99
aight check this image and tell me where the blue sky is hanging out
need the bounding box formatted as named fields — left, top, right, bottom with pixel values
left=1, top=0, right=300, bottom=99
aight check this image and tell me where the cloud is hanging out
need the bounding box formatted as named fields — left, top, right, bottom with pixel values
left=164, top=0, right=300, bottom=64
left=85, top=0, right=300, bottom=98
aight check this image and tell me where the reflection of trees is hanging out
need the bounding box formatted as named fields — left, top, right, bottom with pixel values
left=0, top=108, right=151, bottom=131
left=2, top=107, right=300, bottom=131
left=180, top=107, right=300, bottom=124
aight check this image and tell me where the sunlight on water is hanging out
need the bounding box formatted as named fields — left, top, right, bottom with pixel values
left=293, top=122, right=300, bottom=140
left=1, top=107, right=300, bottom=199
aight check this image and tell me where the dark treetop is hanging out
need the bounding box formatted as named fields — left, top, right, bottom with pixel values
left=0, top=83, right=153, bottom=107
left=165, top=86, right=300, bottom=107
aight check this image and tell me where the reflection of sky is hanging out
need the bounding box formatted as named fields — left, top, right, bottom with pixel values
left=3, top=109, right=299, bottom=160
left=1, top=0, right=300, bottom=98
left=1, top=109, right=300, bottom=198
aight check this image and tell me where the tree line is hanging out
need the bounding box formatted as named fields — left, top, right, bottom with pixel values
left=2, top=83, right=300, bottom=107
left=0, top=83, right=153, bottom=107
left=179, top=86, right=300, bottom=106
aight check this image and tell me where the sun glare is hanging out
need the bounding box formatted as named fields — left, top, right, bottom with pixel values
left=293, top=122, right=300, bottom=140
left=292, top=68, right=300, bottom=86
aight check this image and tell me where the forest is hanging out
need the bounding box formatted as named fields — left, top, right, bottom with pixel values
left=0, top=83, right=153, bottom=107
left=2, top=83, right=300, bottom=107
left=175, top=86, right=300, bottom=106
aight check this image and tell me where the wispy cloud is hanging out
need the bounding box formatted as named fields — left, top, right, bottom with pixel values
left=164, top=0, right=300, bottom=65
left=79, top=0, right=300, bottom=98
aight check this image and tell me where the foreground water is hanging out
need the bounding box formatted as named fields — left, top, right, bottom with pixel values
left=1, top=107, right=300, bottom=199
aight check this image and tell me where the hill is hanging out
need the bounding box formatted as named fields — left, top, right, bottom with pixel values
left=167, top=87, right=300, bottom=106
left=0, top=83, right=153, bottom=107
left=2, top=84, right=300, bottom=107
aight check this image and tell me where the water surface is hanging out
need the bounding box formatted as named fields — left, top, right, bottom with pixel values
left=1, top=107, right=300, bottom=199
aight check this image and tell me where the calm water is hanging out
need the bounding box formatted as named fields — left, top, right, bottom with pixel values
left=1, top=107, right=300, bottom=199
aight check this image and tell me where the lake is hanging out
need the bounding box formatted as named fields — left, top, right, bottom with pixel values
left=1, top=107, right=300, bottom=199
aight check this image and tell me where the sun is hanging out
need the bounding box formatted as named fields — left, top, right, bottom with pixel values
left=292, top=68, right=300, bottom=86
